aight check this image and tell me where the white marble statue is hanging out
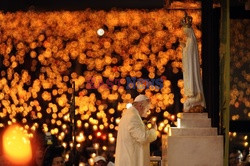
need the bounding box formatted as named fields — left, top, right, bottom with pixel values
left=181, top=14, right=206, bottom=112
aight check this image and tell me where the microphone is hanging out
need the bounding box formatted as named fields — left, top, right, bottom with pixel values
left=69, top=81, right=77, bottom=166
left=70, top=81, right=75, bottom=125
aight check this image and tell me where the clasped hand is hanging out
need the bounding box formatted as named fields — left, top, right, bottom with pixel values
left=148, top=118, right=157, bottom=130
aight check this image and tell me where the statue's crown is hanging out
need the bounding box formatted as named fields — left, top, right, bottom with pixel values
left=181, top=12, right=192, bottom=28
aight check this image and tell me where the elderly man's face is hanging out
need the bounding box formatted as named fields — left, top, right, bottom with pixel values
left=140, top=101, right=150, bottom=118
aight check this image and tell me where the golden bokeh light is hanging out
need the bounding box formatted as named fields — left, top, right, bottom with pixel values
left=0, top=9, right=209, bottom=157
left=230, top=19, right=250, bottom=120
left=3, top=124, right=32, bottom=165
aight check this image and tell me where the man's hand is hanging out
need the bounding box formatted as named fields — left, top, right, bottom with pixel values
left=149, top=117, right=157, bottom=130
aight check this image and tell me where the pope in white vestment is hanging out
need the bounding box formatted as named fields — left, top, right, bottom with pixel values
left=115, top=95, right=157, bottom=166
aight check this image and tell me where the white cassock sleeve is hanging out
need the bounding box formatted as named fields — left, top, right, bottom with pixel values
left=128, top=114, right=157, bottom=144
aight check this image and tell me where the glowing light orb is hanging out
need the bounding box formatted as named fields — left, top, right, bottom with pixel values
left=97, top=28, right=105, bottom=36
left=2, top=124, right=32, bottom=165
left=126, top=103, right=132, bottom=109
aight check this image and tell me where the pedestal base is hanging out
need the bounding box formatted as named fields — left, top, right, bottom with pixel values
left=167, top=136, right=223, bottom=166
left=162, top=113, right=223, bottom=166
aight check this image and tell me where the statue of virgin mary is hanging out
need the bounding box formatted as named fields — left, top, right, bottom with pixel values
left=181, top=13, right=206, bottom=112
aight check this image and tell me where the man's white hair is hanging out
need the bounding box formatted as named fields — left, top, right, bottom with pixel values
left=134, top=94, right=149, bottom=103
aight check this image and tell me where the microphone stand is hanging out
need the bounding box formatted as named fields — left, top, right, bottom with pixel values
left=70, top=81, right=77, bottom=166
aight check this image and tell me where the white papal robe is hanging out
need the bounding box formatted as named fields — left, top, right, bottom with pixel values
left=182, top=27, right=206, bottom=112
left=115, top=106, right=157, bottom=166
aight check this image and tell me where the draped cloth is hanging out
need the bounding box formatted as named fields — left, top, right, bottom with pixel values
left=182, top=27, right=206, bottom=112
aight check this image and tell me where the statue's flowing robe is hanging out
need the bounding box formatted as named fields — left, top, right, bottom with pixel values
left=182, top=27, right=206, bottom=112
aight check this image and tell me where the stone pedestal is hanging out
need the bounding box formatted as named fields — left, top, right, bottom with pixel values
left=162, top=113, right=223, bottom=166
